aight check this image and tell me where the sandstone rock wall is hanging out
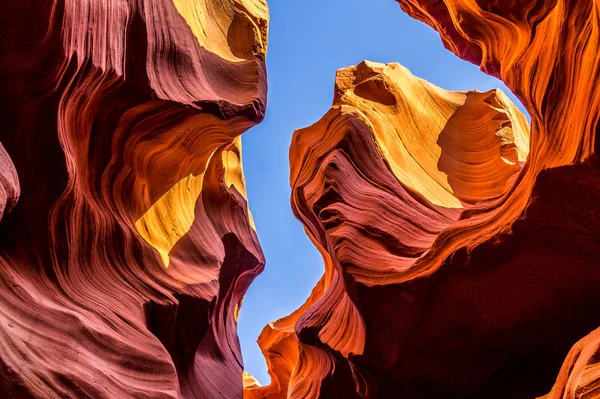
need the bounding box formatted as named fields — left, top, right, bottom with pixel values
left=0, top=0, right=268, bottom=397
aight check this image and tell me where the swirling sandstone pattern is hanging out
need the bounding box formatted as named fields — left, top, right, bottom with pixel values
left=0, top=144, right=19, bottom=222
left=246, top=60, right=556, bottom=399
left=396, top=1, right=600, bottom=397
left=394, top=0, right=600, bottom=287
left=0, top=0, right=267, bottom=398
left=246, top=0, right=600, bottom=397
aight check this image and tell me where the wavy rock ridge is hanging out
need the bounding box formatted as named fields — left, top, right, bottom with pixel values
left=0, top=0, right=268, bottom=397
left=395, top=0, right=600, bottom=397
left=246, top=0, right=600, bottom=397
left=245, top=60, right=571, bottom=398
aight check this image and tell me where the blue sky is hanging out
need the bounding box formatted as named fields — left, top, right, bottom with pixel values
left=238, top=0, right=526, bottom=385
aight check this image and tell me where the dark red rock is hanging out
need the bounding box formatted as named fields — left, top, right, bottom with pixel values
left=0, top=0, right=268, bottom=397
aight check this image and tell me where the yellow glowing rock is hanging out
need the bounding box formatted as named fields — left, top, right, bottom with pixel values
left=333, top=61, right=529, bottom=208
left=223, top=137, right=248, bottom=199
left=135, top=172, right=207, bottom=267
left=242, top=371, right=262, bottom=390
left=172, top=0, right=269, bottom=61
left=222, top=137, right=256, bottom=230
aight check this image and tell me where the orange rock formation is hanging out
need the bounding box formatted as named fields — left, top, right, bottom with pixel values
left=0, top=0, right=268, bottom=397
left=246, top=1, right=600, bottom=396
left=396, top=1, right=600, bottom=397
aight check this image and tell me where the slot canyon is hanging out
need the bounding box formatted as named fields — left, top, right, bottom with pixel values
left=1, top=0, right=599, bottom=398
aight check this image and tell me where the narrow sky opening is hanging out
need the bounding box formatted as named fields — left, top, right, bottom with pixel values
left=238, top=0, right=529, bottom=385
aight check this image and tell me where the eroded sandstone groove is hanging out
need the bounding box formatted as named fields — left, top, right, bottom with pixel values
left=0, top=0, right=268, bottom=397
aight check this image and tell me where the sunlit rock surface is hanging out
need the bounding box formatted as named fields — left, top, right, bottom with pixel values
left=246, top=0, right=600, bottom=396
left=247, top=60, right=600, bottom=399
left=0, top=0, right=267, bottom=397
left=395, top=0, right=600, bottom=397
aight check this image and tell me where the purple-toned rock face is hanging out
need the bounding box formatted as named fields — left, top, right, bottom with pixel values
left=0, top=1, right=267, bottom=397
left=0, top=143, right=19, bottom=221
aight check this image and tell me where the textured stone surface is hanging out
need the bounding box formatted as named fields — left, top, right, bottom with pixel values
left=394, top=1, right=600, bottom=397
left=393, top=0, right=600, bottom=278
left=245, top=0, right=600, bottom=397
left=246, top=61, right=600, bottom=399
left=0, top=0, right=268, bottom=397
left=4, top=0, right=600, bottom=397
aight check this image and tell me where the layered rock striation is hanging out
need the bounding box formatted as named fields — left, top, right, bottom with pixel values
left=5, top=0, right=600, bottom=397
left=0, top=0, right=268, bottom=397
left=395, top=1, right=600, bottom=397
left=246, top=61, right=598, bottom=399
left=247, top=0, right=600, bottom=397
